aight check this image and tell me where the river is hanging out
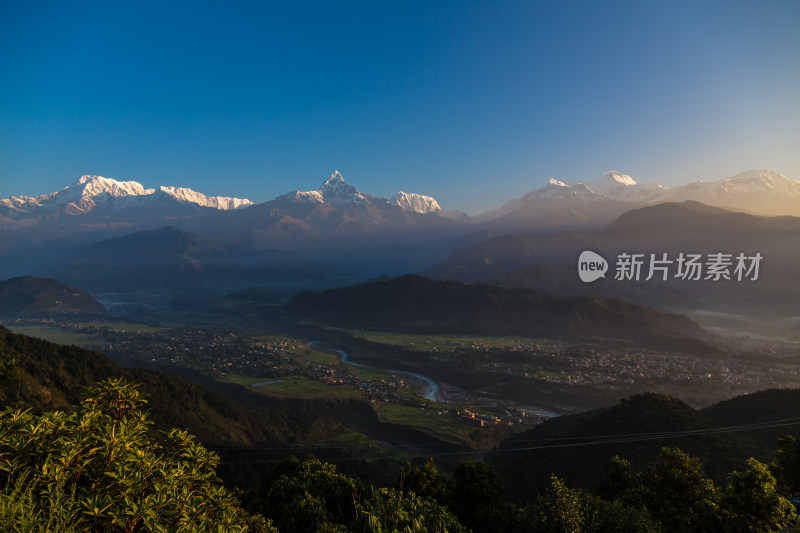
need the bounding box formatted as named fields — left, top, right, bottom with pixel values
left=309, top=341, right=440, bottom=401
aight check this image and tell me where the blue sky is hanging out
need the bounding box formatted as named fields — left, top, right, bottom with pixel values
left=2, top=1, right=799, bottom=214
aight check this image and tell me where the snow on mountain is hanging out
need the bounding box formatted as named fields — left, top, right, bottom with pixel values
left=473, top=178, right=602, bottom=222
left=390, top=191, right=441, bottom=213
left=473, top=168, right=799, bottom=223
left=279, top=171, right=446, bottom=215
left=524, top=179, right=600, bottom=202
left=278, top=190, right=325, bottom=204
left=657, top=170, right=800, bottom=216
left=157, top=186, right=253, bottom=210
left=279, top=171, right=368, bottom=206
left=0, top=175, right=253, bottom=216
left=663, top=170, right=800, bottom=201
left=583, top=171, right=667, bottom=201
left=319, top=171, right=368, bottom=204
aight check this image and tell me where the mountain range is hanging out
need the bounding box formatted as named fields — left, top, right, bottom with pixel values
left=1, top=168, right=798, bottom=306
left=495, top=169, right=800, bottom=217
left=4, top=169, right=798, bottom=232
left=0, top=172, right=465, bottom=278
left=0, top=174, right=253, bottom=222
left=472, top=169, right=800, bottom=235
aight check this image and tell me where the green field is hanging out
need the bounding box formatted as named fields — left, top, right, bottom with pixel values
left=75, top=321, right=163, bottom=333
left=345, top=329, right=561, bottom=351
left=7, top=325, right=107, bottom=349
left=222, top=373, right=365, bottom=400
left=373, top=403, right=480, bottom=445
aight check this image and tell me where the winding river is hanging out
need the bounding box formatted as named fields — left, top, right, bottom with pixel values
left=310, top=342, right=440, bottom=401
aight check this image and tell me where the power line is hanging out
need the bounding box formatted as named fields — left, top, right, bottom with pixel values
left=218, top=417, right=800, bottom=465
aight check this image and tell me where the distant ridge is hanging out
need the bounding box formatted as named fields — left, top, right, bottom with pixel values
left=286, top=274, right=719, bottom=353
left=0, top=276, right=106, bottom=316
left=37, top=226, right=341, bottom=293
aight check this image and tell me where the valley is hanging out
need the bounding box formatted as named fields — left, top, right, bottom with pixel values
left=7, top=308, right=800, bottom=454
left=2, top=176, right=798, bottom=478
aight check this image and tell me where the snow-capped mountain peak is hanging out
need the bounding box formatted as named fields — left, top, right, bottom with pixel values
left=583, top=171, right=666, bottom=201
left=719, top=170, right=800, bottom=195
left=279, top=171, right=444, bottom=214
left=68, top=175, right=154, bottom=201
left=391, top=191, right=442, bottom=213
left=319, top=171, right=365, bottom=204
left=599, top=171, right=638, bottom=186
left=522, top=178, right=599, bottom=202
left=660, top=169, right=800, bottom=214
left=280, top=171, right=368, bottom=206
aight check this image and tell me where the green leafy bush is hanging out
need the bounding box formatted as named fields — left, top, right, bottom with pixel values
left=0, top=378, right=273, bottom=532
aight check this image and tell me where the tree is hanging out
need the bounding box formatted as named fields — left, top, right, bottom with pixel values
left=448, top=460, right=512, bottom=532
left=352, top=487, right=467, bottom=533
left=519, top=475, right=659, bottom=533
left=720, top=458, right=796, bottom=533
left=596, top=455, right=636, bottom=502
left=248, top=454, right=361, bottom=533
left=770, top=435, right=800, bottom=501
left=0, top=378, right=271, bottom=532
left=524, top=475, right=586, bottom=533
left=631, top=447, right=720, bottom=532
left=397, top=458, right=448, bottom=504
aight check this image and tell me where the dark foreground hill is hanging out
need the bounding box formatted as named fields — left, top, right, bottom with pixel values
left=0, top=276, right=107, bottom=317
left=490, top=391, right=799, bottom=503
left=286, top=274, right=719, bottom=353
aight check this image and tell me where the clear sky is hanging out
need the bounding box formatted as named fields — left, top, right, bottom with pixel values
left=2, top=1, right=799, bottom=214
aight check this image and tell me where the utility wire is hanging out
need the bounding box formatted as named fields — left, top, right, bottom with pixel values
left=218, top=417, right=800, bottom=464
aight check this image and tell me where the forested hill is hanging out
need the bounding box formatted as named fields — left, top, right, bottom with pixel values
left=0, top=324, right=355, bottom=456
left=0, top=276, right=107, bottom=317
left=490, top=391, right=800, bottom=503
left=286, top=274, right=719, bottom=353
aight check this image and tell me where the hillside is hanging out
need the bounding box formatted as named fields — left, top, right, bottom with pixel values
left=428, top=201, right=800, bottom=281
left=426, top=202, right=800, bottom=326
left=37, top=226, right=348, bottom=294
left=0, top=325, right=362, bottom=487
left=286, top=274, right=719, bottom=353
left=490, top=392, right=781, bottom=503
left=0, top=276, right=107, bottom=317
